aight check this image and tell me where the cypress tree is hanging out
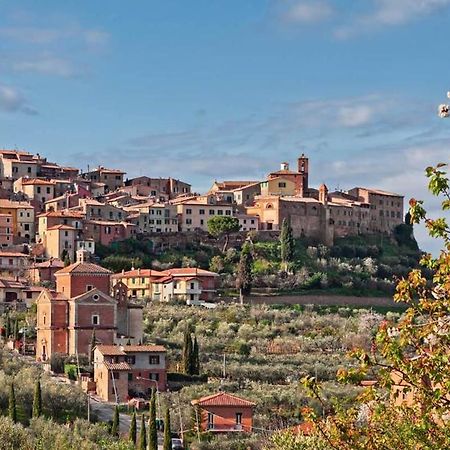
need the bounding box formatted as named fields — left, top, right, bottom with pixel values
left=129, top=410, right=137, bottom=444
left=138, top=414, right=147, bottom=450
left=163, top=407, right=171, bottom=450
left=192, top=335, right=200, bottom=375
left=182, top=328, right=193, bottom=375
left=89, top=329, right=97, bottom=368
left=148, top=390, right=157, bottom=450
left=13, top=319, right=19, bottom=341
left=5, top=315, right=11, bottom=338
left=111, top=405, right=120, bottom=437
left=32, top=378, right=42, bottom=418
left=8, top=382, right=17, bottom=423
left=280, top=218, right=295, bottom=272
left=236, top=242, right=253, bottom=300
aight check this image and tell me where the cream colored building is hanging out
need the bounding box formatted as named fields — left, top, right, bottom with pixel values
left=125, top=202, right=178, bottom=233
left=13, top=178, right=56, bottom=210
left=44, top=225, right=78, bottom=261
left=174, top=195, right=234, bottom=232
left=0, top=200, right=35, bottom=243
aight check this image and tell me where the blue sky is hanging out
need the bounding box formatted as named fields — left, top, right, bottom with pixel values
left=1, top=0, right=450, bottom=253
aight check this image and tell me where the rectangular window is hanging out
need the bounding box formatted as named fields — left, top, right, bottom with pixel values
left=126, top=355, right=136, bottom=364
left=225, top=210, right=231, bottom=216
left=209, top=210, right=215, bottom=215
left=278, top=182, right=286, bottom=188
left=186, top=219, right=192, bottom=225
left=128, top=373, right=133, bottom=381
left=92, top=315, right=99, bottom=325
left=149, top=355, right=160, bottom=365
left=186, top=209, right=192, bottom=215
left=37, top=186, right=41, bottom=194
left=236, top=413, right=242, bottom=425
left=218, top=210, right=223, bottom=216
left=199, top=209, right=205, bottom=215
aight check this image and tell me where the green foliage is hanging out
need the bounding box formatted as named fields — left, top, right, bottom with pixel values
left=207, top=216, right=240, bottom=251
left=182, top=328, right=194, bottom=375
left=280, top=218, right=295, bottom=270
left=101, top=255, right=143, bottom=272
left=138, top=414, right=147, bottom=450
left=297, top=162, right=450, bottom=449
left=9, top=383, right=16, bottom=423
left=163, top=408, right=171, bottom=450
left=111, top=405, right=119, bottom=438
left=149, top=392, right=157, bottom=449
left=192, top=334, right=200, bottom=375
left=64, top=364, right=78, bottom=381
left=32, top=379, right=42, bottom=419
left=129, top=411, right=137, bottom=444
left=235, top=242, right=253, bottom=297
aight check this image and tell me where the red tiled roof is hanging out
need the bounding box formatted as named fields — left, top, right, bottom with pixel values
left=96, top=344, right=165, bottom=355
left=167, top=268, right=219, bottom=277
left=0, top=252, right=28, bottom=257
left=21, top=179, right=56, bottom=185
left=104, top=362, right=132, bottom=371
left=191, top=392, right=256, bottom=407
left=124, top=345, right=166, bottom=353
left=32, top=259, right=64, bottom=268
left=54, top=262, right=112, bottom=275
left=111, top=269, right=168, bottom=279
left=47, top=225, right=77, bottom=231
left=96, top=345, right=126, bottom=355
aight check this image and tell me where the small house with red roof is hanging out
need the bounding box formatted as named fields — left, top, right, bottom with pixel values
left=191, top=392, right=256, bottom=433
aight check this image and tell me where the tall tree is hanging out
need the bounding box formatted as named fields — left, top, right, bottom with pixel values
left=111, top=405, right=120, bottom=437
left=207, top=216, right=240, bottom=252
left=129, top=410, right=137, bottom=445
left=163, top=407, right=171, bottom=450
left=182, top=328, right=193, bottom=375
left=138, top=414, right=147, bottom=450
left=89, top=329, right=97, bottom=368
left=192, top=335, right=200, bottom=375
left=32, top=379, right=42, bottom=418
left=236, top=242, right=253, bottom=303
left=280, top=218, right=295, bottom=272
left=13, top=319, right=19, bottom=341
left=148, top=390, right=157, bottom=450
left=8, top=383, right=16, bottom=423
left=5, top=315, right=11, bottom=338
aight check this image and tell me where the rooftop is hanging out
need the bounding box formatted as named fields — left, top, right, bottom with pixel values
left=54, top=262, right=112, bottom=276
left=191, top=392, right=256, bottom=407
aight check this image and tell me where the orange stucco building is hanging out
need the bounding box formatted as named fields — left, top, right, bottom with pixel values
left=191, top=392, right=256, bottom=433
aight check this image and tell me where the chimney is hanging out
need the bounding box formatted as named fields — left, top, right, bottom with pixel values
left=280, top=162, right=289, bottom=171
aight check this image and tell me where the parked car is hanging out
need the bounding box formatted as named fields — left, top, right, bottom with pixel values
left=171, top=438, right=184, bottom=450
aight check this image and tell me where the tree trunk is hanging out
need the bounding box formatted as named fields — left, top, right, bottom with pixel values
left=222, top=234, right=229, bottom=253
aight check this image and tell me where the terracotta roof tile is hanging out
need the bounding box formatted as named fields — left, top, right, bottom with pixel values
left=96, top=345, right=126, bottom=356
left=55, top=262, right=112, bottom=275
left=104, top=362, right=131, bottom=371
left=192, top=392, right=256, bottom=407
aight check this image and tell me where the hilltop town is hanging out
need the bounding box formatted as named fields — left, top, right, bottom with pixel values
left=0, top=148, right=419, bottom=449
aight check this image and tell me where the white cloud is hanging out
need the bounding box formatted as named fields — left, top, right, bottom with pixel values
left=0, top=25, right=110, bottom=49
left=337, top=105, right=374, bottom=127
left=336, top=0, right=450, bottom=38
left=281, top=1, right=333, bottom=23
left=11, top=54, right=78, bottom=77
left=0, top=83, right=37, bottom=115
